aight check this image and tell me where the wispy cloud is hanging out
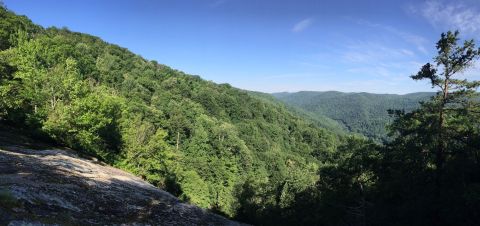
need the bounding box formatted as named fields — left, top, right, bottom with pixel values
left=345, top=61, right=423, bottom=79
left=292, top=18, right=313, bottom=33
left=410, top=0, right=480, bottom=35
left=339, top=41, right=424, bottom=80
left=342, top=42, right=417, bottom=64
left=235, top=46, right=430, bottom=93
left=461, top=60, right=480, bottom=80
left=357, top=20, right=429, bottom=54
left=292, top=38, right=423, bottom=82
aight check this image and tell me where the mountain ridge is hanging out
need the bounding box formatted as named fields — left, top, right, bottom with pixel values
left=272, top=90, right=435, bottom=95
left=0, top=6, right=341, bottom=223
left=272, top=91, right=435, bottom=141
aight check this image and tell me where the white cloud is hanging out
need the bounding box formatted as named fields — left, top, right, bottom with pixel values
left=460, top=60, right=480, bottom=80
left=357, top=20, right=429, bottom=54
left=340, top=41, right=424, bottom=80
left=413, top=0, right=480, bottom=35
left=342, top=42, right=417, bottom=64
left=292, top=18, right=313, bottom=33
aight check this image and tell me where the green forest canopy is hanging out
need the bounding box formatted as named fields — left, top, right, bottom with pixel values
left=272, top=91, right=434, bottom=141
left=0, top=6, right=340, bottom=218
left=1, top=7, right=479, bottom=226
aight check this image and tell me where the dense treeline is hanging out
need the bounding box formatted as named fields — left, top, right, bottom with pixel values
left=0, top=6, right=340, bottom=218
left=273, top=91, right=433, bottom=141
left=259, top=31, right=480, bottom=225
left=1, top=7, right=479, bottom=225
left=249, top=91, right=348, bottom=135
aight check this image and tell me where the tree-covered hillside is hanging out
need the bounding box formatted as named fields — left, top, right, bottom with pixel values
left=247, top=91, right=347, bottom=135
left=0, top=6, right=341, bottom=219
left=2, top=6, right=480, bottom=226
left=273, top=91, right=434, bottom=141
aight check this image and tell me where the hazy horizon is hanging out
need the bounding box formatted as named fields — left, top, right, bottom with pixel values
left=268, top=90, right=437, bottom=95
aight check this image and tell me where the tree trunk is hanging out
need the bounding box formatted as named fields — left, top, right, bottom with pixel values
left=176, top=131, right=180, bottom=151
left=434, top=72, right=449, bottom=224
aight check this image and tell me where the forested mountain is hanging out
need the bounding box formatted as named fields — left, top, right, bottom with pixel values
left=273, top=91, right=434, bottom=141
left=1, top=6, right=480, bottom=226
left=0, top=6, right=341, bottom=221
left=247, top=91, right=347, bottom=135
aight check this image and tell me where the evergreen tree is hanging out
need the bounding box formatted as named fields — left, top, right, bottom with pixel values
left=383, top=31, right=480, bottom=225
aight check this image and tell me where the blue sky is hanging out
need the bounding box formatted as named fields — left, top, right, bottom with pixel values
left=4, top=0, right=480, bottom=94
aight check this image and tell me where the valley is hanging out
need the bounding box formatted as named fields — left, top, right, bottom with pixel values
left=1, top=3, right=479, bottom=226
left=272, top=91, right=434, bottom=141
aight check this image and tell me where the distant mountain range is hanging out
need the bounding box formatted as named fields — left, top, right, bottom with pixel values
left=272, top=91, right=435, bottom=141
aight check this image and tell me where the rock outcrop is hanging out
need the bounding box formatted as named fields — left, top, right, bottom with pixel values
left=0, top=129, right=245, bottom=226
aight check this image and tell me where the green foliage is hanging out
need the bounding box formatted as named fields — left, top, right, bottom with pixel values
left=249, top=90, right=347, bottom=135
left=237, top=31, right=480, bottom=225
left=273, top=91, right=433, bottom=141
left=0, top=6, right=40, bottom=50
left=0, top=6, right=340, bottom=219
left=43, top=89, right=124, bottom=160
left=234, top=135, right=381, bottom=225
left=377, top=30, right=480, bottom=225
left=119, top=118, right=176, bottom=186
left=2, top=5, right=478, bottom=225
